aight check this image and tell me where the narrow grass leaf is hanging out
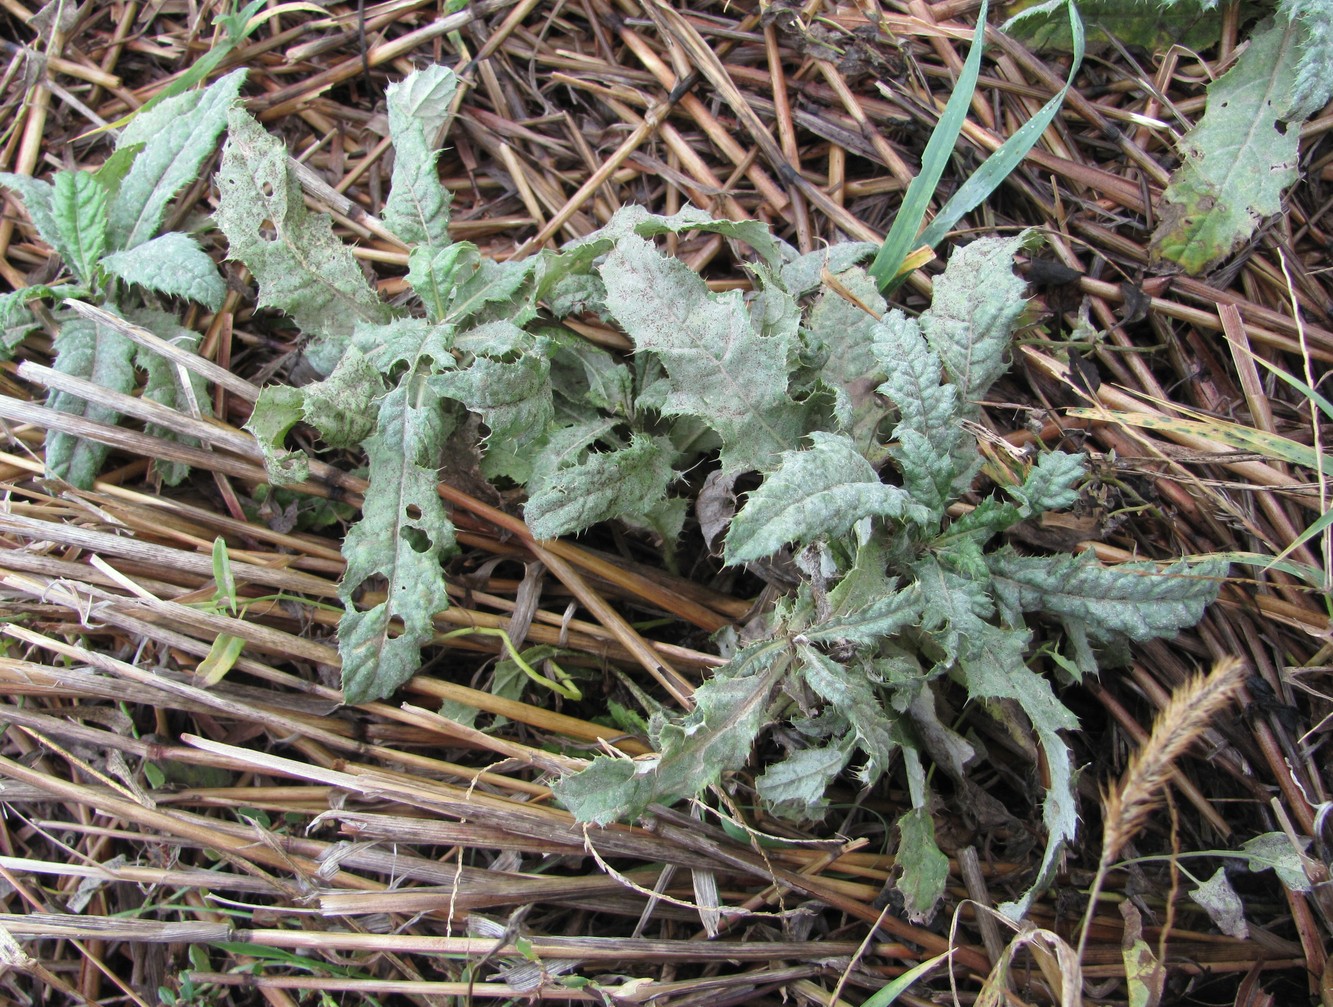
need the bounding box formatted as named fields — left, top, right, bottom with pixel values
left=868, top=0, right=988, bottom=289
left=916, top=0, right=1085, bottom=254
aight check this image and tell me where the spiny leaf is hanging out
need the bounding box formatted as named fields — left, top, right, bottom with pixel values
left=339, top=378, right=456, bottom=704
left=600, top=235, right=806, bottom=476
left=1004, top=0, right=1222, bottom=54
left=0, top=286, right=61, bottom=358
left=351, top=317, right=454, bottom=376
left=1188, top=868, right=1249, bottom=939
left=918, top=234, right=1032, bottom=405
left=804, top=583, right=922, bottom=649
left=1007, top=450, right=1086, bottom=515
left=100, top=232, right=225, bottom=310
left=563, top=204, right=783, bottom=269
left=780, top=242, right=877, bottom=298
left=909, top=556, right=996, bottom=666
left=952, top=621, right=1079, bottom=921
left=756, top=742, right=848, bottom=821
left=0, top=174, right=61, bottom=258
left=109, top=69, right=246, bottom=251
left=892, top=428, right=976, bottom=526
left=50, top=171, right=107, bottom=286
left=300, top=345, right=383, bottom=449
left=872, top=311, right=961, bottom=445
left=796, top=644, right=899, bottom=781
left=548, top=336, right=634, bottom=416
left=1152, top=17, right=1303, bottom=274
left=554, top=642, right=789, bottom=824
left=524, top=433, right=675, bottom=541
left=804, top=267, right=889, bottom=450
left=382, top=64, right=457, bottom=249
left=215, top=106, right=392, bottom=370
left=45, top=311, right=136, bottom=488
left=725, top=432, right=922, bottom=565
left=986, top=548, right=1227, bottom=647
left=1283, top=0, right=1333, bottom=120
left=429, top=324, right=553, bottom=458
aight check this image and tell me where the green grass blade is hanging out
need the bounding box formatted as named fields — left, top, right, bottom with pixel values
left=859, top=951, right=952, bottom=1007
left=917, top=1, right=1085, bottom=253
left=1236, top=341, right=1333, bottom=422
left=867, top=0, right=989, bottom=290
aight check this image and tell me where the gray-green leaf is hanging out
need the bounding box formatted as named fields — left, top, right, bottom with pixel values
left=525, top=433, right=674, bottom=540
left=0, top=173, right=60, bottom=258
left=756, top=743, right=847, bottom=821
left=796, top=644, right=899, bottom=782
left=430, top=325, right=553, bottom=456
left=130, top=306, right=212, bottom=486
left=100, top=232, right=225, bottom=310
left=894, top=808, right=949, bottom=923
left=339, top=379, right=456, bottom=704
left=216, top=106, right=391, bottom=368
left=110, top=68, right=246, bottom=251
left=1152, top=18, right=1303, bottom=273
left=51, top=171, right=107, bottom=286
left=556, top=642, right=788, bottom=824
left=382, top=64, right=457, bottom=249
left=245, top=384, right=310, bottom=486
left=45, top=311, right=136, bottom=487
left=987, top=549, right=1226, bottom=647
left=300, top=344, right=382, bottom=448
left=918, top=234, right=1030, bottom=405
left=726, top=432, right=920, bottom=565
left=600, top=234, right=805, bottom=476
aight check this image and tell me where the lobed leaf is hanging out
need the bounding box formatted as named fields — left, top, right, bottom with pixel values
left=872, top=311, right=960, bottom=443
left=986, top=548, right=1227, bottom=647
left=756, top=743, right=847, bottom=821
left=918, top=234, right=1032, bottom=405
left=796, top=644, right=900, bottom=782
left=0, top=174, right=61, bottom=258
left=601, top=235, right=806, bottom=476
left=300, top=345, right=383, bottom=449
left=1283, top=0, right=1333, bottom=120
left=429, top=324, right=553, bottom=458
left=1007, top=450, right=1086, bottom=515
left=894, top=807, right=950, bottom=923
left=555, top=642, right=789, bottom=824
left=131, top=306, right=213, bottom=486
left=950, top=620, right=1079, bottom=920
left=215, top=107, right=392, bottom=372
left=725, top=432, right=922, bottom=565
left=524, top=433, right=675, bottom=541
left=338, top=379, right=456, bottom=704
left=382, top=64, right=457, bottom=249
left=245, top=385, right=310, bottom=486
left=564, top=204, right=783, bottom=269
left=351, top=317, right=454, bottom=376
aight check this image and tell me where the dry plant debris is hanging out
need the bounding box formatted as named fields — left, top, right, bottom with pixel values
left=0, top=1, right=1330, bottom=1005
